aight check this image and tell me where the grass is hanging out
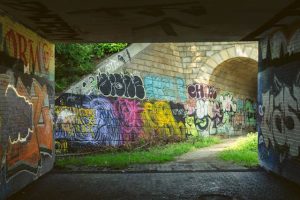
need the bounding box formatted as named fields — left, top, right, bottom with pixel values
left=55, top=137, right=220, bottom=169
left=218, top=133, right=258, bottom=167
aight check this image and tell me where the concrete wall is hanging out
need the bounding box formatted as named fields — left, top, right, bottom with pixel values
left=55, top=42, right=258, bottom=153
left=0, top=13, right=55, bottom=199
left=258, top=25, right=300, bottom=185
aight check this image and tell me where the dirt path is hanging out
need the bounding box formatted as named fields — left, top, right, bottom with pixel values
left=127, top=136, right=249, bottom=172
left=176, top=137, right=240, bottom=163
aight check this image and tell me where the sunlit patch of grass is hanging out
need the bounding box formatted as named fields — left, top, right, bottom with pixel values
left=218, top=133, right=258, bottom=167
left=55, top=137, right=220, bottom=169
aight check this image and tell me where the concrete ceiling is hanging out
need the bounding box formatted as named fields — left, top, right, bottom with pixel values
left=0, top=0, right=295, bottom=42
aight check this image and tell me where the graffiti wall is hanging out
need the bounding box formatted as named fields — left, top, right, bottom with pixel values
left=78, top=72, right=186, bottom=102
left=55, top=76, right=256, bottom=153
left=185, top=84, right=256, bottom=136
left=0, top=14, right=55, bottom=199
left=258, top=28, right=300, bottom=184
left=144, top=75, right=186, bottom=102
left=55, top=93, right=186, bottom=152
left=74, top=72, right=146, bottom=99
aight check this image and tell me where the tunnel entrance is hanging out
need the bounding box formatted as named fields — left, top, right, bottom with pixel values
left=210, top=57, right=258, bottom=99
left=1, top=1, right=300, bottom=198
left=208, top=57, right=258, bottom=135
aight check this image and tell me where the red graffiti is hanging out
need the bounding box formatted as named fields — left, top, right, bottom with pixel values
left=6, top=130, right=40, bottom=175
left=31, top=80, right=53, bottom=152
left=4, top=28, right=52, bottom=73
left=15, top=78, right=53, bottom=150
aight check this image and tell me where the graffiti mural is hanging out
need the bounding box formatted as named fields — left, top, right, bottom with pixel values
left=185, top=116, right=198, bottom=137
left=114, top=98, right=143, bottom=142
left=144, top=75, right=186, bottom=102
left=185, top=83, right=256, bottom=136
left=0, top=15, right=54, bottom=199
left=98, top=73, right=145, bottom=99
left=258, top=26, right=300, bottom=184
left=259, top=66, right=300, bottom=158
left=57, top=66, right=258, bottom=152
left=187, top=83, right=217, bottom=100
left=55, top=106, right=95, bottom=138
left=56, top=95, right=122, bottom=147
left=245, top=99, right=256, bottom=127
left=0, top=15, right=55, bottom=79
left=82, top=73, right=145, bottom=99
left=55, top=93, right=189, bottom=151
left=55, top=86, right=256, bottom=152
left=141, top=101, right=185, bottom=140
left=0, top=61, right=54, bottom=197
left=184, top=89, right=256, bottom=136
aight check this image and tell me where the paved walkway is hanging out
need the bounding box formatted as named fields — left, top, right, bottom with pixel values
left=9, top=137, right=300, bottom=199
left=127, top=137, right=247, bottom=172
left=63, top=136, right=247, bottom=172
left=9, top=171, right=300, bottom=200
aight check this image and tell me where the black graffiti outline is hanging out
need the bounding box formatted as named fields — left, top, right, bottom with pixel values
left=194, top=116, right=209, bottom=131
left=97, top=73, right=145, bottom=99
left=187, top=83, right=217, bottom=100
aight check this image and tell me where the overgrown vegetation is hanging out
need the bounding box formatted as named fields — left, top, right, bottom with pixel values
left=218, top=133, right=258, bottom=167
left=55, top=137, right=220, bottom=169
left=55, top=43, right=128, bottom=93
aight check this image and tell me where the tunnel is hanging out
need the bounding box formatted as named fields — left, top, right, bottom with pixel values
left=0, top=1, right=300, bottom=199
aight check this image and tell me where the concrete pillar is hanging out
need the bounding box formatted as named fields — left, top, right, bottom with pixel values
left=258, top=24, right=300, bottom=185
left=0, top=13, right=55, bottom=199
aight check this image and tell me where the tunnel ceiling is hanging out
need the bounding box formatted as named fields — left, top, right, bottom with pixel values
left=0, top=0, right=295, bottom=42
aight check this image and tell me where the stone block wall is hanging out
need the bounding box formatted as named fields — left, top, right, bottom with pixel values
left=0, top=13, right=55, bottom=199
left=56, top=41, right=258, bottom=152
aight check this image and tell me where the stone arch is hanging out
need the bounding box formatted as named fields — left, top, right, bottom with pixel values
left=204, top=45, right=258, bottom=70
left=187, top=44, right=259, bottom=135
left=193, top=45, right=258, bottom=84
left=207, top=56, right=258, bottom=134
left=208, top=57, right=258, bottom=99
left=189, top=44, right=258, bottom=86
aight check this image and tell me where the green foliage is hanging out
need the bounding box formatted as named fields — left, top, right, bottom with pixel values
left=55, top=43, right=128, bottom=93
left=55, top=137, right=220, bottom=169
left=218, top=133, right=258, bottom=167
